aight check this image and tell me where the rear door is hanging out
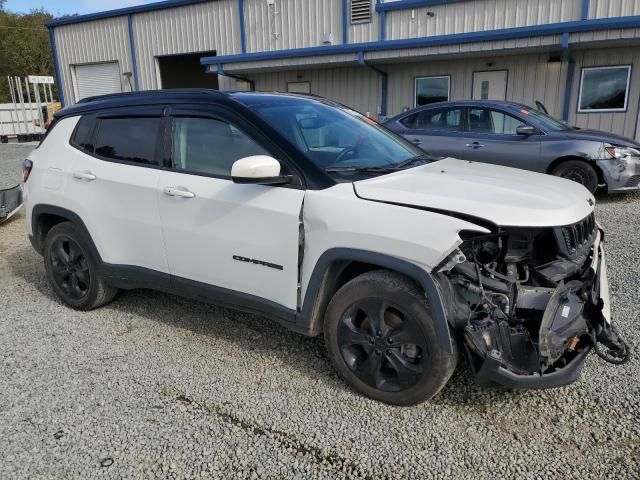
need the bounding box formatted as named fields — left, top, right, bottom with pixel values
left=461, top=106, right=541, bottom=169
left=157, top=105, right=305, bottom=310
left=394, top=106, right=468, bottom=159
left=64, top=108, right=169, bottom=275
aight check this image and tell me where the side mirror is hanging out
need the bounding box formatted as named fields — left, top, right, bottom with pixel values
left=231, top=155, right=291, bottom=185
left=516, top=125, right=538, bottom=136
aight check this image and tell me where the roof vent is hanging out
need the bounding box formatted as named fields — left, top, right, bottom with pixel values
left=351, top=0, right=371, bottom=24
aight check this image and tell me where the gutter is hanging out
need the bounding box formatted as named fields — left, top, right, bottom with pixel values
left=357, top=52, right=388, bottom=118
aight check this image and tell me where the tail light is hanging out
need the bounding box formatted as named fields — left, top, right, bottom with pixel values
left=23, top=159, right=33, bottom=183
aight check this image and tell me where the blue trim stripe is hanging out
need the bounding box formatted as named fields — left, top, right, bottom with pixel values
left=202, top=15, right=640, bottom=66
left=46, top=0, right=209, bottom=27
left=127, top=15, right=140, bottom=91
left=48, top=28, right=65, bottom=106
left=376, top=0, right=465, bottom=13
left=562, top=60, right=576, bottom=122
left=238, top=0, right=247, bottom=54
left=342, top=0, right=349, bottom=44
left=582, top=0, right=590, bottom=20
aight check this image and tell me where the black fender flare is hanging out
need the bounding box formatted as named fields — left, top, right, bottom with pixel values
left=296, top=248, right=454, bottom=353
left=30, top=204, right=103, bottom=263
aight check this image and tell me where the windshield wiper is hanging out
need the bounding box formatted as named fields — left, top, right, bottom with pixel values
left=394, top=154, right=433, bottom=169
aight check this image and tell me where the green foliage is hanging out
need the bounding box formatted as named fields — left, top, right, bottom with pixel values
left=0, top=8, right=57, bottom=103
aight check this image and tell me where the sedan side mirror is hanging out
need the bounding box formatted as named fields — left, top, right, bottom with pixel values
left=516, top=125, right=538, bottom=136
left=231, top=155, right=292, bottom=185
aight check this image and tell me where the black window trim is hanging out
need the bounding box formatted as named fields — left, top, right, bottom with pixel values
left=164, top=105, right=306, bottom=189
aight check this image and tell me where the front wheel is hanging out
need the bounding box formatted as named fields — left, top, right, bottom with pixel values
left=323, top=270, right=458, bottom=406
left=552, top=160, right=599, bottom=193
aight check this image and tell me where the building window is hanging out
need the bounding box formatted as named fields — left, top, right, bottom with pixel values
left=415, top=76, right=450, bottom=106
left=287, top=81, right=311, bottom=94
left=351, top=0, right=372, bottom=24
left=578, top=66, right=632, bottom=113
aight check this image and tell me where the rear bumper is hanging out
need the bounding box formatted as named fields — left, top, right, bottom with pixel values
left=0, top=185, right=23, bottom=224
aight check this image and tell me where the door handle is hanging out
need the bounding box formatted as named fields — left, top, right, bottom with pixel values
left=412, top=139, right=423, bottom=145
left=163, top=186, right=195, bottom=199
left=466, top=142, right=486, bottom=149
left=72, top=170, right=96, bottom=181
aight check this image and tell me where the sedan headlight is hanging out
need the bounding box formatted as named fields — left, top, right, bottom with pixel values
left=604, top=145, right=640, bottom=159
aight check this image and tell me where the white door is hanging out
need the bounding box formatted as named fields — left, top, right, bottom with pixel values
left=472, top=70, right=508, bottom=101
left=73, top=62, right=122, bottom=102
left=65, top=111, right=169, bottom=273
left=157, top=109, right=305, bottom=309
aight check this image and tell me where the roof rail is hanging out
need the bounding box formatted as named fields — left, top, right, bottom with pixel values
left=77, top=88, right=226, bottom=104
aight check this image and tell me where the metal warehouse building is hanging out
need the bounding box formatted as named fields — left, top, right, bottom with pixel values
left=48, top=0, right=640, bottom=139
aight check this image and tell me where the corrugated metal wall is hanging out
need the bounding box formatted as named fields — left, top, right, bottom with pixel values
left=251, top=66, right=382, bottom=116
left=384, top=52, right=568, bottom=118
left=386, top=0, right=581, bottom=40
left=133, top=0, right=241, bottom=90
left=54, top=17, right=132, bottom=105
left=350, top=2, right=380, bottom=44
left=243, top=0, right=343, bottom=53
left=589, top=0, right=640, bottom=18
left=568, top=47, right=640, bottom=139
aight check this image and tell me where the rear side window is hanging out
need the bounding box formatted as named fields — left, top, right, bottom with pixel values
left=95, top=117, right=162, bottom=165
left=401, top=108, right=463, bottom=132
left=71, top=115, right=96, bottom=152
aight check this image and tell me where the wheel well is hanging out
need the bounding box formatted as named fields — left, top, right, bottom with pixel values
left=33, top=213, right=70, bottom=253
left=305, top=260, right=421, bottom=336
left=546, top=156, right=606, bottom=185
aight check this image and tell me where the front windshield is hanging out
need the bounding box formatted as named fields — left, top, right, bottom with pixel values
left=514, top=105, right=568, bottom=131
left=245, top=96, right=426, bottom=171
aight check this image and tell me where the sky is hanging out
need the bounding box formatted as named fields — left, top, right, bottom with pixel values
left=5, top=0, right=158, bottom=16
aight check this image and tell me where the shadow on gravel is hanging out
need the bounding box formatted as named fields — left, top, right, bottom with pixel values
left=7, top=241, right=522, bottom=405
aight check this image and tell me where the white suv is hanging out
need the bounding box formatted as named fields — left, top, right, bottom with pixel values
left=23, top=91, right=628, bottom=405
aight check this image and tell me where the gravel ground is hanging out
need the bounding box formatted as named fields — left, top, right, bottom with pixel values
left=1, top=144, right=639, bottom=479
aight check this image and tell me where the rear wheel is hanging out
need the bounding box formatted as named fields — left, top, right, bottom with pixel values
left=323, top=270, right=458, bottom=406
left=43, top=222, right=118, bottom=310
left=552, top=160, right=599, bottom=193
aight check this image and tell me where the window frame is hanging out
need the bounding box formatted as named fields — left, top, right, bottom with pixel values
left=465, top=107, right=536, bottom=137
left=414, top=75, right=451, bottom=108
left=165, top=105, right=305, bottom=188
left=577, top=65, right=632, bottom=114
left=401, top=106, right=465, bottom=133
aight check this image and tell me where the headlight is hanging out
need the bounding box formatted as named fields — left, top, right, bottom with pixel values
left=604, top=145, right=640, bottom=159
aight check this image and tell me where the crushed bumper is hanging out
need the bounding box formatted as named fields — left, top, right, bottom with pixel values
left=0, top=184, right=22, bottom=224
left=596, top=157, right=640, bottom=193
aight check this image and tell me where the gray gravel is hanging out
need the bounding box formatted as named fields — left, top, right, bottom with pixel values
left=1, top=144, right=639, bottom=479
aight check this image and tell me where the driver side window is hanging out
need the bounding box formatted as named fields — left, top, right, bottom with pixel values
left=468, top=108, right=523, bottom=135
left=172, top=117, right=269, bottom=177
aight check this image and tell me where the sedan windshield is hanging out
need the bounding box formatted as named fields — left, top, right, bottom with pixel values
left=512, top=105, right=569, bottom=131
left=243, top=96, right=428, bottom=172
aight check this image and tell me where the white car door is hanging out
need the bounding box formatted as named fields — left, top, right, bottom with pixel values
left=63, top=109, right=169, bottom=274
left=157, top=106, right=305, bottom=310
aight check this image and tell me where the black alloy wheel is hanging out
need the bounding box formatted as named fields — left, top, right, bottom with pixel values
left=49, top=237, right=91, bottom=300
left=337, top=298, right=428, bottom=392
left=552, top=160, right=599, bottom=193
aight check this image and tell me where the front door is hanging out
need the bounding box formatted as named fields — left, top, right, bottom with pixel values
left=157, top=106, right=305, bottom=310
left=462, top=106, right=541, bottom=169
left=472, top=70, right=508, bottom=101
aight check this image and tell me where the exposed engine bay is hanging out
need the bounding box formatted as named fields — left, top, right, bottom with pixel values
left=438, top=213, right=630, bottom=387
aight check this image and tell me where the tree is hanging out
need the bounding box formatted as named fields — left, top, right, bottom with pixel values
left=0, top=7, right=57, bottom=103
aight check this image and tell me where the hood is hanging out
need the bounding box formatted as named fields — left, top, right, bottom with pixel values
left=354, top=158, right=595, bottom=228
left=563, top=127, right=640, bottom=148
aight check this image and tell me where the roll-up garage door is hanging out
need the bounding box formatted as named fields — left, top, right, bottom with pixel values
left=73, top=62, right=122, bottom=101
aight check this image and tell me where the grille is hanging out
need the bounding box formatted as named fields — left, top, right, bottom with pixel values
left=351, top=0, right=372, bottom=24
left=555, top=213, right=597, bottom=259
left=624, top=175, right=640, bottom=188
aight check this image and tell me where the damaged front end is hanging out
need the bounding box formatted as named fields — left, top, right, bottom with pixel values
left=438, top=213, right=630, bottom=389
left=0, top=184, right=23, bottom=225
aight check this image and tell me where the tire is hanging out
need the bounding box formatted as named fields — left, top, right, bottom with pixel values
left=323, top=270, right=458, bottom=406
left=43, top=222, right=118, bottom=310
left=551, top=160, right=599, bottom=194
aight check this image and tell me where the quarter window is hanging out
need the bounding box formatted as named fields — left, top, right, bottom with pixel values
left=415, top=76, right=450, bottom=106
left=94, top=117, right=162, bottom=165
left=578, top=66, right=631, bottom=112
left=71, top=114, right=96, bottom=152
left=172, top=117, right=269, bottom=177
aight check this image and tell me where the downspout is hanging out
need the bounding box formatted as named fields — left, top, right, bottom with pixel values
left=127, top=14, right=140, bottom=91
left=357, top=51, right=388, bottom=119
left=216, top=64, right=255, bottom=91
left=47, top=27, right=66, bottom=106
left=561, top=33, right=574, bottom=123
left=238, top=0, right=247, bottom=54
